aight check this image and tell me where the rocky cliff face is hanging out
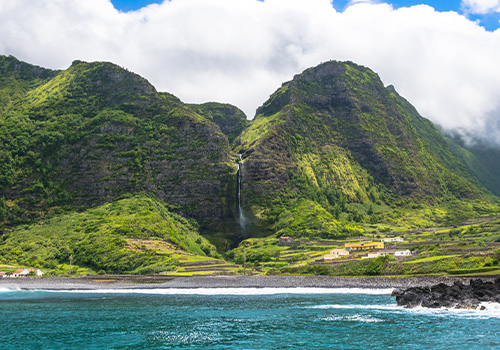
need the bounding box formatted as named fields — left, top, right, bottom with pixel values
left=234, top=61, right=493, bottom=235
left=189, top=102, right=249, bottom=144
left=241, top=61, right=481, bottom=199
left=0, top=58, right=238, bottom=234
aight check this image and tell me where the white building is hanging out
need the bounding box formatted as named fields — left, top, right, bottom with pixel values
left=381, top=237, right=404, bottom=243
left=11, top=269, right=44, bottom=277
left=393, top=249, right=412, bottom=257
left=364, top=249, right=412, bottom=259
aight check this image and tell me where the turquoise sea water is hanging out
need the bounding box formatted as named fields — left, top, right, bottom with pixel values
left=1, top=287, right=499, bottom=350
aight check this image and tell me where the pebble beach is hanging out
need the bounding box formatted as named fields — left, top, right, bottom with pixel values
left=2, top=275, right=499, bottom=291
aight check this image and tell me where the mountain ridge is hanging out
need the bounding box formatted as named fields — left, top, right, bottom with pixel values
left=0, top=57, right=240, bottom=238
left=235, top=60, right=497, bottom=236
left=0, top=56, right=499, bottom=261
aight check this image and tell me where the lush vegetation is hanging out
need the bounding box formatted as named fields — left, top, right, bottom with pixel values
left=233, top=60, right=499, bottom=240
left=271, top=199, right=365, bottom=239
left=189, top=102, right=249, bottom=143
left=0, top=56, right=237, bottom=235
left=1, top=56, right=500, bottom=276
left=0, top=195, right=218, bottom=274
left=221, top=215, right=500, bottom=277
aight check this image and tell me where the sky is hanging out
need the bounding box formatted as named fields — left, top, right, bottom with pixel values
left=1, top=0, right=500, bottom=145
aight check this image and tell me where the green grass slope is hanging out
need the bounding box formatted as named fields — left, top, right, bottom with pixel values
left=0, top=56, right=59, bottom=112
left=0, top=195, right=219, bottom=274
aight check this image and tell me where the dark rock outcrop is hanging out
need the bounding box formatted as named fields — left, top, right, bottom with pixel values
left=392, top=278, right=500, bottom=309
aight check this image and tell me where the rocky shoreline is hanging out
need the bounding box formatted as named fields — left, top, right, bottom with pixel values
left=2, top=275, right=500, bottom=291
left=392, top=278, right=500, bottom=309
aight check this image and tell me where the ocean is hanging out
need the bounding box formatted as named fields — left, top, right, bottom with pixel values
left=1, top=287, right=499, bottom=349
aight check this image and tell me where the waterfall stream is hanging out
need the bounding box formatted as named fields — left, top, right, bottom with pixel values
left=237, top=155, right=246, bottom=233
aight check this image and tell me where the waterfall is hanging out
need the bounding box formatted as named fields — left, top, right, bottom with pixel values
left=237, top=155, right=246, bottom=233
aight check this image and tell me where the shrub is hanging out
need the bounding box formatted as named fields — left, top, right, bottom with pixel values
left=448, top=267, right=499, bottom=275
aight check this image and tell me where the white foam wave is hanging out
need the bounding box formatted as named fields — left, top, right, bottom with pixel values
left=37, top=287, right=394, bottom=296
left=311, top=304, right=399, bottom=311
left=404, top=303, right=500, bottom=319
left=312, top=303, right=500, bottom=319
left=319, top=314, right=385, bottom=323
left=0, top=286, right=21, bottom=292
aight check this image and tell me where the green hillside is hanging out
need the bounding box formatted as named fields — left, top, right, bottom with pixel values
left=0, top=195, right=218, bottom=274
left=0, top=56, right=59, bottom=112
left=189, top=102, right=249, bottom=143
left=233, top=61, right=498, bottom=238
left=0, top=58, right=239, bottom=236
left=1, top=56, right=499, bottom=272
left=443, top=132, right=500, bottom=197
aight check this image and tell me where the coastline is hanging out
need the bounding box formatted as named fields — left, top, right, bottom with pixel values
left=2, top=275, right=499, bottom=291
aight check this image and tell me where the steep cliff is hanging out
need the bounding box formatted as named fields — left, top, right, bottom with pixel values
left=234, top=61, right=496, bottom=236
left=0, top=58, right=238, bottom=234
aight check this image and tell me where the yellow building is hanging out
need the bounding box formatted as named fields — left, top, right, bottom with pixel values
left=345, top=242, right=384, bottom=252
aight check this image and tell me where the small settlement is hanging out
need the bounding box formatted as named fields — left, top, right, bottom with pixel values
left=323, top=237, right=411, bottom=261
left=0, top=269, right=44, bottom=278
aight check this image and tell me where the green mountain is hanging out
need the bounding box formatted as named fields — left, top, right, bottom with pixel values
left=0, top=57, right=241, bottom=236
left=189, top=102, right=249, bottom=143
left=0, top=56, right=499, bottom=272
left=443, top=131, right=500, bottom=197
left=0, top=55, right=59, bottom=112
left=234, top=61, right=497, bottom=237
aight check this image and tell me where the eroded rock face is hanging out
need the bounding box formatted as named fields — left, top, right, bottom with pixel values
left=392, top=278, right=500, bottom=309
left=0, top=59, right=237, bottom=234
left=237, top=60, right=486, bottom=232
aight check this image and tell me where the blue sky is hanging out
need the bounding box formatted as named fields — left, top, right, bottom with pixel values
left=111, top=0, right=500, bottom=31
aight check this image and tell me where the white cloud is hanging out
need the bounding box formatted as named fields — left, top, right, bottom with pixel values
left=1, top=0, right=500, bottom=144
left=461, top=0, right=500, bottom=14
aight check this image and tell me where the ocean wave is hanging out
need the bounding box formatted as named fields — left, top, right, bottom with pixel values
left=312, top=303, right=500, bottom=319
left=34, top=287, right=394, bottom=295
left=311, top=304, right=399, bottom=310
left=404, top=303, right=500, bottom=319
left=319, top=314, right=385, bottom=323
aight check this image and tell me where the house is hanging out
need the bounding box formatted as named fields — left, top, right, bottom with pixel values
left=279, top=236, right=294, bottom=246
left=324, top=249, right=349, bottom=261
left=0, top=272, right=6, bottom=278
left=393, top=249, right=412, bottom=257
left=363, top=249, right=412, bottom=259
left=12, top=269, right=44, bottom=277
left=12, top=269, right=25, bottom=277
left=345, top=242, right=384, bottom=252
left=381, top=237, right=404, bottom=243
